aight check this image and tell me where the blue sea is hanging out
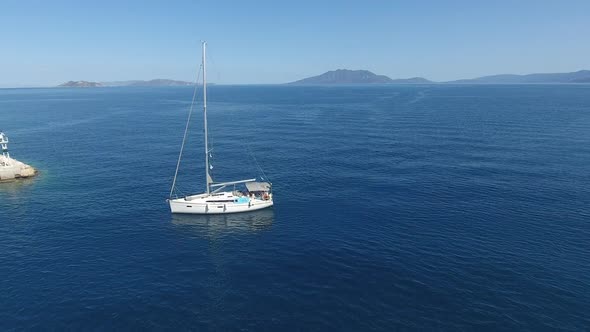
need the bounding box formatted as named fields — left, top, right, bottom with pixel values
left=1, top=84, right=589, bottom=331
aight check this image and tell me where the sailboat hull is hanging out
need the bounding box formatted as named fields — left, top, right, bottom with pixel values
left=169, top=193, right=274, bottom=214
left=169, top=43, right=275, bottom=215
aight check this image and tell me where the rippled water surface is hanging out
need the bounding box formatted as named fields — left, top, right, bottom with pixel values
left=1, top=85, right=590, bottom=330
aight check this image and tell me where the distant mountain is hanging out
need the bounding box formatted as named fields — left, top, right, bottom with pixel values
left=289, top=69, right=391, bottom=84
left=289, top=69, right=431, bottom=84
left=58, top=81, right=103, bottom=87
left=447, top=70, right=590, bottom=84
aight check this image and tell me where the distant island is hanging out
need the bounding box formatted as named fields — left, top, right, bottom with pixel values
left=57, top=79, right=192, bottom=88
left=447, top=70, right=590, bottom=84
left=288, top=69, right=431, bottom=85
left=58, top=81, right=103, bottom=87
left=289, top=69, right=590, bottom=85
left=103, top=79, right=193, bottom=87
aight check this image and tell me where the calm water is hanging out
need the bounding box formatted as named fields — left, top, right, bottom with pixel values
left=1, top=85, right=589, bottom=330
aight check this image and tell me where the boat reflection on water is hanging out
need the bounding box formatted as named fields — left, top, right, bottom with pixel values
left=171, top=208, right=275, bottom=237
left=0, top=176, right=37, bottom=195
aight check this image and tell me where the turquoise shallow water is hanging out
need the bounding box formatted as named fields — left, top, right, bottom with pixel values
left=1, top=85, right=590, bottom=330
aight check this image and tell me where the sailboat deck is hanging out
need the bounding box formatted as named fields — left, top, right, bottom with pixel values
left=170, top=191, right=273, bottom=214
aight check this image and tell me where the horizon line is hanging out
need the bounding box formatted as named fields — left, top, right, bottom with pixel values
left=2, top=68, right=589, bottom=88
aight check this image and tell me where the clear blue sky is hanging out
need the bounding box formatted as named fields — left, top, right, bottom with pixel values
left=1, top=0, right=589, bottom=86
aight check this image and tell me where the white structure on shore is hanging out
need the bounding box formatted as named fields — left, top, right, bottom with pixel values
left=0, top=132, right=36, bottom=181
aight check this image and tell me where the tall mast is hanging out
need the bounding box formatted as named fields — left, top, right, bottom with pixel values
left=203, top=41, right=211, bottom=194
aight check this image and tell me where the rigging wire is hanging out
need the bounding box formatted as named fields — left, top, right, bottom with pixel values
left=246, top=143, right=271, bottom=184
left=169, top=64, right=203, bottom=198
left=206, top=46, right=222, bottom=85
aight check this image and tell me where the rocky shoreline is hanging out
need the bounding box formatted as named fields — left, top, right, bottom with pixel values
left=0, top=156, right=37, bottom=181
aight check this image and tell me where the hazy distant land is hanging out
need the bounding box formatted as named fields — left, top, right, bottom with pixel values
left=58, top=81, right=104, bottom=87
left=58, top=79, right=192, bottom=88
left=104, top=79, right=192, bottom=87
left=54, top=69, right=590, bottom=87
left=289, top=69, right=590, bottom=85
left=448, top=70, right=590, bottom=84
left=288, top=70, right=432, bottom=85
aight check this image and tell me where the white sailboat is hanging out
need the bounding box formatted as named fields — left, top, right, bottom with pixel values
left=168, top=42, right=274, bottom=214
